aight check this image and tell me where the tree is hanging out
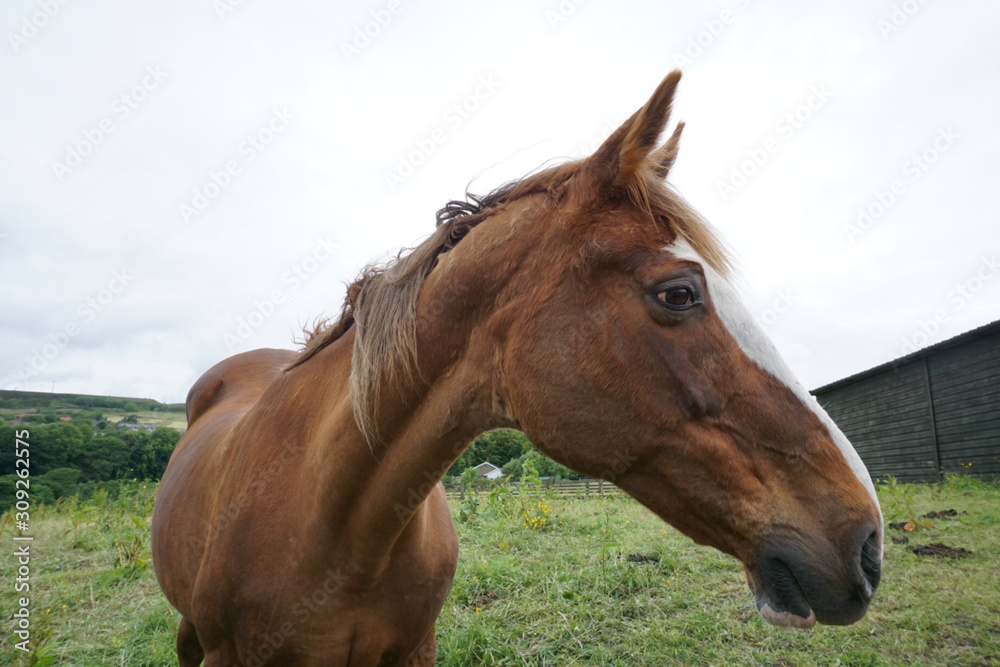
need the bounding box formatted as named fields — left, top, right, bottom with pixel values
left=85, top=435, right=130, bottom=481
left=149, top=427, right=182, bottom=478
left=31, top=482, right=56, bottom=506
left=446, top=429, right=533, bottom=476
left=501, top=456, right=523, bottom=479
left=0, top=475, right=55, bottom=510
left=34, top=422, right=86, bottom=474
left=121, top=430, right=154, bottom=479
left=39, top=422, right=93, bottom=477
left=478, top=429, right=530, bottom=466
left=0, top=475, right=15, bottom=510
left=501, top=449, right=578, bottom=480
left=0, top=421, right=15, bottom=476
left=37, top=468, right=80, bottom=500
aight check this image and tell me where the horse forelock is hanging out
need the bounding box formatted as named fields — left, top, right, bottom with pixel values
left=625, top=163, right=733, bottom=281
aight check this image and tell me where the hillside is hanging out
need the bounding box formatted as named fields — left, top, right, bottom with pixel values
left=0, top=389, right=186, bottom=430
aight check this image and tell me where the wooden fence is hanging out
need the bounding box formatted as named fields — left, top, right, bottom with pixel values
left=444, top=478, right=624, bottom=500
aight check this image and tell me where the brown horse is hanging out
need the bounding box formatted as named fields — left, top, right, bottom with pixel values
left=152, top=71, right=882, bottom=666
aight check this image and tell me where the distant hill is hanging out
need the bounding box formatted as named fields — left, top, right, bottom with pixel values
left=0, top=389, right=187, bottom=430
left=0, top=389, right=184, bottom=413
left=0, top=390, right=187, bottom=508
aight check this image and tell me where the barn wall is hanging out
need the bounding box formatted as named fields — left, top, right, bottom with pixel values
left=815, top=361, right=938, bottom=482
left=813, top=324, right=1000, bottom=482
left=928, top=332, right=1000, bottom=478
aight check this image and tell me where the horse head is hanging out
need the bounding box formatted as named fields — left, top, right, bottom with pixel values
left=416, top=71, right=882, bottom=628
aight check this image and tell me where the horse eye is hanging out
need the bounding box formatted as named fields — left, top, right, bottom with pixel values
left=657, top=285, right=700, bottom=310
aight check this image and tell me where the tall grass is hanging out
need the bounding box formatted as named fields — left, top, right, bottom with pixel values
left=0, top=481, right=175, bottom=666
left=1, top=477, right=997, bottom=665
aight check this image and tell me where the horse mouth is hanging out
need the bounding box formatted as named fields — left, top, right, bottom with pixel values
left=755, top=595, right=816, bottom=629
left=742, top=521, right=881, bottom=629
left=748, top=558, right=817, bottom=629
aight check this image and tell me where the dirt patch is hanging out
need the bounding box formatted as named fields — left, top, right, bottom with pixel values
left=919, top=509, right=967, bottom=519
left=891, top=536, right=909, bottom=544
left=888, top=508, right=968, bottom=532
left=472, top=590, right=504, bottom=610
left=908, top=543, right=972, bottom=559
left=625, top=553, right=660, bottom=565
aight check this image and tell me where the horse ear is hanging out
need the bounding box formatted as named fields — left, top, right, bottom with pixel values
left=650, top=121, right=685, bottom=179
left=578, top=71, right=682, bottom=192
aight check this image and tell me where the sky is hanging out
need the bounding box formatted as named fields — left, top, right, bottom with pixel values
left=1, top=0, right=998, bottom=405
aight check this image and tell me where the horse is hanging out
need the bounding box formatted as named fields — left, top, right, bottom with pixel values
left=151, top=70, right=883, bottom=666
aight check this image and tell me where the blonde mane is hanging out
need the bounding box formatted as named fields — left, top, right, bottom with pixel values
left=289, top=113, right=731, bottom=446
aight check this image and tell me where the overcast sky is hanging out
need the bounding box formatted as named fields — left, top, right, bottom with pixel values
left=2, top=0, right=998, bottom=405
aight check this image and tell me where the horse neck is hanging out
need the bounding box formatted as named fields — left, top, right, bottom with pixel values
left=299, top=255, right=516, bottom=579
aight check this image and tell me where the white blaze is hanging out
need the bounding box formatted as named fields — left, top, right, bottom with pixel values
left=667, top=240, right=880, bottom=511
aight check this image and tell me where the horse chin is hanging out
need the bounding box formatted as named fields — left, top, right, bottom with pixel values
left=744, top=565, right=817, bottom=630
left=754, top=596, right=817, bottom=629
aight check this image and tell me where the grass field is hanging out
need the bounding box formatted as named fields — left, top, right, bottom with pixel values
left=1, top=477, right=998, bottom=666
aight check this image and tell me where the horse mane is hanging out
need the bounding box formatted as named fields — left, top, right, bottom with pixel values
left=287, top=155, right=730, bottom=445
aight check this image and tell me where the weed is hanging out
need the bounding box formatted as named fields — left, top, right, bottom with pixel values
left=457, top=491, right=480, bottom=524
left=484, top=477, right=515, bottom=523
left=0, top=508, right=12, bottom=537
left=942, top=465, right=987, bottom=493
left=877, top=475, right=932, bottom=530
left=522, top=500, right=550, bottom=531
left=111, top=484, right=154, bottom=573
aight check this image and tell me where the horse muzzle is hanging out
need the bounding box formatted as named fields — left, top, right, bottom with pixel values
left=745, top=521, right=882, bottom=629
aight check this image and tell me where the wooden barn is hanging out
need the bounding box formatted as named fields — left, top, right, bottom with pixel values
left=811, top=319, right=1000, bottom=482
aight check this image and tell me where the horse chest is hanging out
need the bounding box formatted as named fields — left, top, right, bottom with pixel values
left=194, top=507, right=456, bottom=665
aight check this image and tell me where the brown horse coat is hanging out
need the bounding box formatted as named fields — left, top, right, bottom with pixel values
left=152, top=72, right=882, bottom=666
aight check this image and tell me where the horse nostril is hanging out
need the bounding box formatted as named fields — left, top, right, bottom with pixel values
left=859, top=529, right=882, bottom=598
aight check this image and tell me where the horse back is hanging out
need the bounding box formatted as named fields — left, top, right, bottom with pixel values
left=185, top=348, right=296, bottom=426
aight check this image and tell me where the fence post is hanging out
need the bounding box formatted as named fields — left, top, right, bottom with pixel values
left=921, top=356, right=942, bottom=478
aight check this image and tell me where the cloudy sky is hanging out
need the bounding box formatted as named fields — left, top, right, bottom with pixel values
left=2, top=0, right=998, bottom=405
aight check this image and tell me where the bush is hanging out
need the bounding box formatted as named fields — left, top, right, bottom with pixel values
left=0, top=475, right=56, bottom=509
left=502, top=449, right=578, bottom=480
left=38, top=468, right=81, bottom=500
left=447, top=429, right=533, bottom=477
left=0, top=418, right=182, bottom=509
left=0, top=475, right=16, bottom=510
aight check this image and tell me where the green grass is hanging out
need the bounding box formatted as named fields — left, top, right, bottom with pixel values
left=0, top=483, right=176, bottom=666
left=2, top=479, right=998, bottom=665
